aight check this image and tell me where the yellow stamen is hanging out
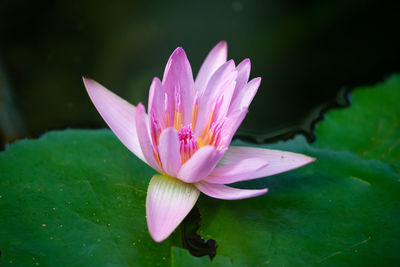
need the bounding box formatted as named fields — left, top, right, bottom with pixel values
left=164, top=112, right=170, bottom=128
left=174, top=111, right=182, bottom=130
left=198, top=110, right=216, bottom=146
left=191, top=103, right=199, bottom=130
left=153, top=149, right=162, bottom=168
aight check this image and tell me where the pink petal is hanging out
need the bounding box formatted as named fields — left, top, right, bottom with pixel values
left=219, top=108, right=248, bottom=147
left=146, top=174, right=200, bottom=242
left=83, top=77, right=146, bottom=163
left=158, top=127, right=181, bottom=177
left=213, top=79, right=237, bottom=124
left=203, top=158, right=268, bottom=184
left=194, top=60, right=238, bottom=136
left=135, top=103, right=163, bottom=172
left=220, top=146, right=316, bottom=179
left=177, top=146, right=223, bottom=183
left=195, top=41, right=228, bottom=95
left=162, top=47, right=195, bottom=126
left=148, top=77, right=165, bottom=127
left=228, top=77, right=261, bottom=116
left=230, top=59, right=251, bottom=105
left=195, top=182, right=268, bottom=200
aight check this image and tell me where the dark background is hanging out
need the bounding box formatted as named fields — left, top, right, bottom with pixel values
left=1, top=0, right=399, bottom=147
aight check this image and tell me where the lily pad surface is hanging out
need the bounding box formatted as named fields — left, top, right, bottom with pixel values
left=1, top=75, right=399, bottom=266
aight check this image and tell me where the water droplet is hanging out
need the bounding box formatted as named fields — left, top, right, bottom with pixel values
left=132, top=242, right=136, bottom=246
left=107, top=223, right=111, bottom=226
left=53, top=207, right=56, bottom=210
left=0, top=195, right=3, bottom=199
left=59, top=224, right=63, bottom=228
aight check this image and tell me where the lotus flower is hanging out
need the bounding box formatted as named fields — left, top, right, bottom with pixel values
left=83, top=41, right=315, bottom=242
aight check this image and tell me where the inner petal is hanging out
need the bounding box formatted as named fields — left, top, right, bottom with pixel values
left=178, top=125, right=199, bottom=163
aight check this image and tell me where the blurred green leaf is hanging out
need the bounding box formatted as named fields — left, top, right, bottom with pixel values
left=0, top=75, right=399, bottom=266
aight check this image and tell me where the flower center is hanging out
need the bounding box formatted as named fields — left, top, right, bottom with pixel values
left=178, top=124, right=199, bottom=163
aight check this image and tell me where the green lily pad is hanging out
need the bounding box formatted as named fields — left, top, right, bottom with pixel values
left=314, top=75, right=400, bottom=171
left=195, top=75, right=400, bottom=266
left=0, top=130, right=179, bottom=266
left=1, top=75, right=399, bottom=266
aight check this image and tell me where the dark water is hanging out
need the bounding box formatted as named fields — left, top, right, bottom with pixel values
left=1, top=0, right=399, bottom=147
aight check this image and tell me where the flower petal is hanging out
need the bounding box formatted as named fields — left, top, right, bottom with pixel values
left=148, top=77, right=165, bottom=127
left=204, top=158, right=268, bottom=184
left=220, top=146, right=316, bottom=179
left=177, top=146, right=223, bottom=183
left=219, top=108, right=248, bottom=147
left=146, top=174, right=200, bottom=242
left=195, top=41, right=227, bottom=94
left=195, top=182, right=268, bottom=200
left=135, top=103, right=163, bottom=172
left=228, top=77, right=261, bottom=116
left=83, top=77, right=146, bottom=163
left=162, top=47, right=195, bottom=126
left=194, top=60, right=238, bottom=136
left=158, top=127, right=181, bottom=177
left=230, top=58, right=251, bottom=104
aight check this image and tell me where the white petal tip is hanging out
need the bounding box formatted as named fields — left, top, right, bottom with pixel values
left=149, top=231, right=168, bottom=243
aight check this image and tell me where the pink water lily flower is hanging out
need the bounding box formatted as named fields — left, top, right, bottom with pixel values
left=83, top=41, right=315, bottom=242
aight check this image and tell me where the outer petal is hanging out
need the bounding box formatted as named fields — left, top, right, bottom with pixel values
left=177, top=146, right=223, bottom=183
left=195, top=41, right=228, bottom=94
left=228, top=77, right=261, bottom=116
left=146, top=174, right=200, bottom=242
left=135, top=103, right=162, bottom=172
left=195, top=182, right=268, bottom=200
left=162, top=47, right=195, bottom=126
left=83, top=77, right=146, bottom=163
left=203, top=158, right=268, bottom=184
left=158, top=127, right=181, bottom=177
left=220, top=146, right=316, bottom=179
